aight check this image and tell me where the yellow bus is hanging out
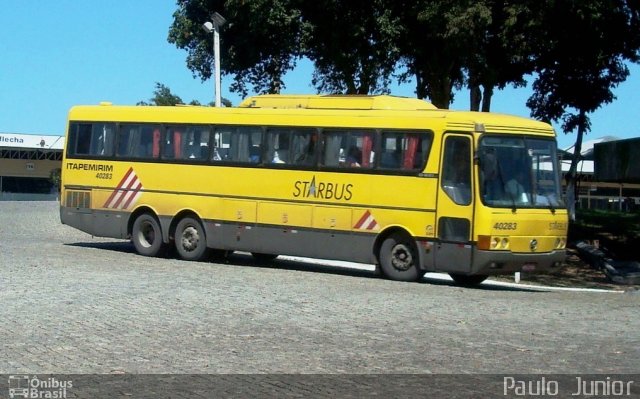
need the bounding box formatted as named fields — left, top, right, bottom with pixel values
left=60, top=94, right=567, bottom=285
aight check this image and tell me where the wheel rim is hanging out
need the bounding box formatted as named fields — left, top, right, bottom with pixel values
left=138, top=221, right=156, bottom=248
left=180, top=225, right=200, bottom=252
left=390, top=243, right=413, bottom=271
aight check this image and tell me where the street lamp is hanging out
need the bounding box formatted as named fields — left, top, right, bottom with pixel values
left=202, top=12, right=226, bottom=107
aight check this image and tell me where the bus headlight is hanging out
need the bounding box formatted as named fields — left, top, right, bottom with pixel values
left=478, top=235, right=510, bottom=250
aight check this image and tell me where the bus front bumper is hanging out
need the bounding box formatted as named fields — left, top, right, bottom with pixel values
left=472, top=249, right=566, bottom=276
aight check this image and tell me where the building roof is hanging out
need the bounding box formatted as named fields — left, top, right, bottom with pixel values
left=0, top=132, right=65, bottom=151
left=559, top=136, right=622, bottom=175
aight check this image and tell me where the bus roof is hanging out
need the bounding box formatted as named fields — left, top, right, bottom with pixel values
left=69, top=96, right=555, bottom=137
left=239, top=94, right=438, bottom=111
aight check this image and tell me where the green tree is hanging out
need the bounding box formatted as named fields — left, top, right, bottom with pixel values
left=465, top=1, right=535, bottom=112
left=138, top=82, right=232, bottom=107
left=49, top=168, right=61, bottom=194
left=168, top=0, right=304, bottom=97
left=526, top=0, right=640, bottom=220
left=391, top=0, right=464, bottom=108
left=299, top=0, right=400, bottom=94
left=138, top=82, right=185, bottom=105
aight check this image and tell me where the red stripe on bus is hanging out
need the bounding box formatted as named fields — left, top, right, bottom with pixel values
left=111, top=173, right=139, bottom=209
left=354, top=210, right=371, bottom=229
left=121, top=181, right=143, bottom=209
left=103, top=167, right=134, bottom=207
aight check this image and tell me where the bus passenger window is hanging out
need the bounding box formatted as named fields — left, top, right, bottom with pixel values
left=322, top=130, right=374, bottom=169
left=115, top=124, right=161, bottom=159
left=213, top=126, right=261, bottom=163
left=291, top=129, right=317, bottom=166
left=69, top=123, right=116, bottom=157
left=379, top=131, right=431, bottom=171
left=267, top=128, right=291, bottom=164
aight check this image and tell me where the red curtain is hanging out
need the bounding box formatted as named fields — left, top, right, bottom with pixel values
left=173, top=131, right=182, bottom=159
left=152, top=129, right=161, bottom=158
left=403, top=135, right=419, bottom=169
left=361, top=134, right=373, bottom=167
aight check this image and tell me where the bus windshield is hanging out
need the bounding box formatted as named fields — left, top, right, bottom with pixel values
left=478, top=136, right=564, bottom=209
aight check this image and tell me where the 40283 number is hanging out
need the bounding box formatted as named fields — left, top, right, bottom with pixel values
left=96, top=172, right=112, bottom=179
left=494, top=222, right=517, bottom=230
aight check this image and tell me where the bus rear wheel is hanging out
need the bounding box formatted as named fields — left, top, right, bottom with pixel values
left=379, top=233, right=423, bottom=282
left=175, top=217, right=209, bottom=261
left=449, top=273, right=488, bottom=287
left=132, top=213, right=165, bottom=257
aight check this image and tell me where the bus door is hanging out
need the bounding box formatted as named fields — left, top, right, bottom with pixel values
left=435, top=134, right=474, bottom=273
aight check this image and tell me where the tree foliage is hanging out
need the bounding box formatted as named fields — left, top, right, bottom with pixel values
left=168, top=0, right=304, bottom=97
left=525, top=0, right=640, bottom=219
left=167, top=0, right=640, bottom=117
left=299, top=0, right=400, bottom=94
left=137, top=82, right=186, bottom=106
left=138, top=82, right=232, bottom=107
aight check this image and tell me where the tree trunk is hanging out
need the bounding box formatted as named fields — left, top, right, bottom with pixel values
left=470, top=84, right=481, bottom=111
left=566, top=109, right=587, bottom=221
left=428, top=74, right=452, bottom=109
left=481, top=84, right=493, bottom=112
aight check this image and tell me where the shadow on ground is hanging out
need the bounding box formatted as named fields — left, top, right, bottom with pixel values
left=66, top=240, right=539, bottom=292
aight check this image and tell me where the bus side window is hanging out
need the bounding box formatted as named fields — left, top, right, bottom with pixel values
left=75, top=124, right=92, bottom=155
left=231, top=126, right=261, bottom=163
left=291, top=129, right=317, bottom=166
left=89, top=123, right=116, bottom=156
left=212, top=128, right=231, bottom=161
left=323, top=133, right=343, bottom=167
left=379, top=131, right=431, bottom=171
left=117, top=124, right=161, bottom=159
left=69, top=123, right=115, bottom=157
left=322, top=130, right=374, bottom=169
left=267, top=128, right=291, bottom=164
left=165, top=125, right=211, bottom=161
left=212, top=126, right=261, bottom=163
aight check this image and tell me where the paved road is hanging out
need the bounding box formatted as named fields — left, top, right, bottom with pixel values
left=1, top=201, right=638, bottom=375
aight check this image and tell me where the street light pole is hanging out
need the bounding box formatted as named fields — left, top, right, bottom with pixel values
left=203, top=12, right=226, bottom=107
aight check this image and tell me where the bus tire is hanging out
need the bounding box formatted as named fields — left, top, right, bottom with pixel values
left=252, top=253, right=278, bottom=262
left=449, top=273, right=488, bottom=286
left=175, top=217, right=209, bottom=261
left=379, top=233, right=422, bottom=282
left=132, top=213, right=164, bottom=257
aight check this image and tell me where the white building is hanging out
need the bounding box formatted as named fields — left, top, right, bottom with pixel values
left=0, top=132, right=64, bottom=200
left=561, top=136, right=640, bottom=211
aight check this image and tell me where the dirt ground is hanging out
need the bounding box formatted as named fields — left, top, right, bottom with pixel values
left=494, top=249, right=639, bottom=291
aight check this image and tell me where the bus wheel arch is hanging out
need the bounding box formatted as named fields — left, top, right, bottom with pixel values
left=129, top=208, right=165, bottom=257
left=171, top=210, right=209, bottom=261
left=374, top=227, right=425, bottom=282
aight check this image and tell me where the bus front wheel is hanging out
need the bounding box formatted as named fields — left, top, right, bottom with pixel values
left=132, top=213, right=164, bottom=257
left=379, top=233, right=423, bottom=282
left=175, top=217, right=209, bottom=261
left=449, top=273, right=488, bottom=287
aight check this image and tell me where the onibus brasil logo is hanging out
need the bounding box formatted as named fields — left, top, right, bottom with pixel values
left=8, top=375, right=72, bottom=399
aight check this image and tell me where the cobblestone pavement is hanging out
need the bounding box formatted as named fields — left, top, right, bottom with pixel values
left=1, top=202, right=639, bottom=375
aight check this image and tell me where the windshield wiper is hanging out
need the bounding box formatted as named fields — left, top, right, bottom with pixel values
left=495, top=160, right=517, bottom=212
left=543, top=193, right=556, bottom=214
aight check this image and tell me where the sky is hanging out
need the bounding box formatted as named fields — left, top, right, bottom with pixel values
left=1, top=1, right=639, bottom=151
